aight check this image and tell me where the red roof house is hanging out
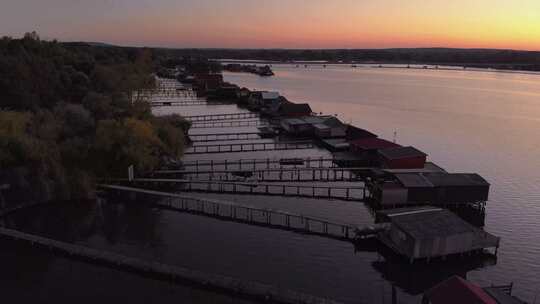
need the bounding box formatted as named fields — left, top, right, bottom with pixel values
left=422, top=276, right=497, bottom=304
left=379, top=146, right=428, bottom=169
left=350, top=137, right=401, bottom=153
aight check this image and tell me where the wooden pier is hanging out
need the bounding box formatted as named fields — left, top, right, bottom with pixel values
left=122, top=178, right=368, bottom=201
left=184, top=141, right=315, bottom=155
left=184, top=112, right=259, bottom=122
left=189, top=132, right=262, bottom=142
left=158, top=167, right=364, bottom=182
left=0, top=225, right=345, bottom=304
left=190, top=120, right=268, bottom=129
left=99, top=184, right=378, bottom=239
left=168, top=157, right=342, bottom=172
left=151, top=100, right=232, bottom=107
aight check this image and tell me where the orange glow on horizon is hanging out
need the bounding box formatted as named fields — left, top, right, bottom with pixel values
left=6, top=0, right=539, bottom=50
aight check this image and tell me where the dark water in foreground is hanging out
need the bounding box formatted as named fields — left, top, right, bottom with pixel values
left=2, top=66, right=540, bottom=303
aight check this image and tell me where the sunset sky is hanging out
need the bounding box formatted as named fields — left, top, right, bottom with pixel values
left=2, top=0, right=540, bottom=50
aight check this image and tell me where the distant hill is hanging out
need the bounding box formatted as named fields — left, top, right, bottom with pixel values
left=152, top=47, right=540, bottom=71
left=62, top=41, right=117, bottom=48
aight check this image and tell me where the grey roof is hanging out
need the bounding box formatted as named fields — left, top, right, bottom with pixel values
left=394, top=173, right=434, bottom=188
left=282, top=118, right=308, bottom=125
left=391, top=209, right=475, bottom=239
left=483, top=288, right=528, bottom=304
left=322, top=116, right=345, bottom=128
left=379, top=146, right=427, bottom=160
left=424, top=173, right=490, bottom=187
left=261, top=91, right=280, bottom=100
left=301, top=116, right=326, bottom=124
left=395, top=172, right=489, bottom=188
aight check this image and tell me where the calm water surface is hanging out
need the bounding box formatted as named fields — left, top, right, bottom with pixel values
left=224, top=65, right=540, bottom=301
left=4, top=66, right=540, bottom=303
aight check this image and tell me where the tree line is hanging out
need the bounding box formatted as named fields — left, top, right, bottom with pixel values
left=0, top=33, right=189, bottom=202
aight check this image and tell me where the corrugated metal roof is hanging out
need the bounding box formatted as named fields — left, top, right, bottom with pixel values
left=394, top=173, right=434, bottom=188
left=379, top=146, right=427, bottom=160
left=391, top=209, right=475, bottom=239
left=424, top=173, right=490, bottom=187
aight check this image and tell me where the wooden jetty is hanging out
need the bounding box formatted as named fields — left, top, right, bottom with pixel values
left=158, top=167, right=365, bottom=182
left=184, top=141, right=315, bottom=155
left=184, top=112, right=259, bottom=122
left=121, top=178, right=368, bottom=201
left=190, top=120, right=268, bottom=129
left=0, top=225, right=345, bottom=304
left=99, top=184, right=379, bottom=239
left=168, top=157, right=342, bottom=172
left=189, top=132, right=262, bottom=142
left=151, top=100, right=231, bottom=107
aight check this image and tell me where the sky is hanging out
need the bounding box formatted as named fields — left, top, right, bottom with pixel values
left=1, top=0, right=540, bottom=50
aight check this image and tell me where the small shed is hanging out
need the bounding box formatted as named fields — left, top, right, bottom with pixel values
left=424, top=173, right=490, bottom=204
left=379, top=146, right=427, bottom=169
left=313, top=117, right=347, bottom=138
left=274, top=102, right=313, bottom=117
left=393, top=172, right=490, bottom=205
left=280, top=118, right=312, bottom=135
left=379, top=208, right=500, bottom=262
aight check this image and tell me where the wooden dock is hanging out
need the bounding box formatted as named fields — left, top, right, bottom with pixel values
left=184, top=112, right=259, bottom=122
left=184, top=141, right=315, bottom=155
left=190, top=120, right=268, bottom=129
left=99, top=184, right=379, bottom=239
left=151, top=100, right=231, bottom=107
left=189, top=132, right=262, bottom=142
left=121, top=178, right=368, bottom=201
left=168, top=157, right=343, bottom=172
left=0, top=225, right=345, bottom=304
left=157, top=167, right=364, bottom=182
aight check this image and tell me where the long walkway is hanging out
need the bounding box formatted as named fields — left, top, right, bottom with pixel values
left=0, top=225, right=344, bottom=304
left=99, top=184, right=380, bottom=239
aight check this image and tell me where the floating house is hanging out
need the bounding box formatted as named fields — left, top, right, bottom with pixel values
left=270, top=101, right=312, bottom=118
left=194, top=73, right=223, bottom=93
left=422, top=276, right=526, bottom=304
left=345, top=125, right=378, bottom=141
left=280, top=118, right=312, bottom=135
left=248, top=91, right=280, bottom=110
left=350, top=137, right=401, bottom=153
left=372, top=172, right=490, bottom=207
left=313, top=116, right=347, bottom=138
left=378, top=208, right=500, bottom=263
left=379, top=146, right=428, bottom=169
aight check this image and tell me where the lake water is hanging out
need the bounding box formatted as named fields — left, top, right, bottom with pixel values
left=3, top=66, right=540, bottom=303
left=223, top=65, right=540, bottom=301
